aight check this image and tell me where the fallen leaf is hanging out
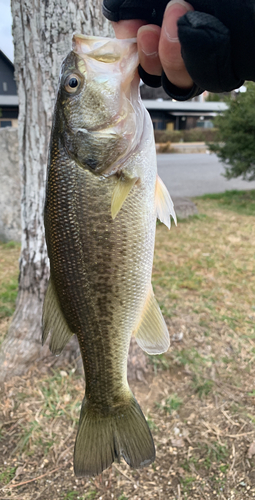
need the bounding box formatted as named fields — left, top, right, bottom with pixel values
left=14, top=466, right=24, bottom=479
left=171, top=438, right=185, bottom=448
left=248, top=442, right=255, bottom=459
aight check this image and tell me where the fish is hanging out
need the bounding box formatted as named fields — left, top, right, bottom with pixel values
left=42, top=33, right=176, bottom=477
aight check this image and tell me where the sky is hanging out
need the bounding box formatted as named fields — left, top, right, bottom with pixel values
left=0, top=0, right=13, bottom=61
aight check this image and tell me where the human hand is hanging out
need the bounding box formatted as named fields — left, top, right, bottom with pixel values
left=103, top=0, right=255, bottom=97
left=112, top=0, right=194, bottom=91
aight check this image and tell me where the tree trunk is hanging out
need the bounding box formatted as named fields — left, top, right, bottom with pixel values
left=0, top=0, right=114, bottom=382
left=0, top=0, right=149, bottom=383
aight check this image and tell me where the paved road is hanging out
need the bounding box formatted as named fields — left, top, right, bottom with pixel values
left=157, top=153, right=255, bottom=198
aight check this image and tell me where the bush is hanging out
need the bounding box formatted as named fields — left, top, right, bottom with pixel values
left=209, top=83, right=255, bottom=180
left=154, top=128, right=218, bottom=144
left=183, top=128, right=218, bottom=142
left=154, top=130, right=182, bottom=143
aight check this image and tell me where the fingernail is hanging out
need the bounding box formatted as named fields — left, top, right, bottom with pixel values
left=140, top=39, right=158, bottom=57
left=138, top=26, right=159, bottom=57
left=164, top=0, right=193, bottom=42
left=141, top=47, right=159, bottom=57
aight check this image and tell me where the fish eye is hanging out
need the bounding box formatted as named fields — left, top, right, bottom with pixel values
left=65, top=74, right=81, bottom=93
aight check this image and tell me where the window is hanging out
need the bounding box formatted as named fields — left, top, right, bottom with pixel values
left=0, top=121, right=12, bottom=127
left=3, top=82, right=8, bottom=92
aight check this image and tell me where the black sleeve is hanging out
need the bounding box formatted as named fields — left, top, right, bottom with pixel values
left=102, top=0, right=170, bottom=25
left=138, top=65, right=203, bottom=100
left=103, top=0, right=255, bottom=97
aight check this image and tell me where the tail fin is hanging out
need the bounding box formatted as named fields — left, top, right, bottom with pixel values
left=74, top=395, right=155, bottom=477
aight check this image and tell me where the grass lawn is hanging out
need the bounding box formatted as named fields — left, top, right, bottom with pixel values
left=0, top=191, right=255, bottom=499
left=0, top=241, right=20, bottom=346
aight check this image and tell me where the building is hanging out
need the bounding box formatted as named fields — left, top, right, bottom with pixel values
left=0, top=51, right=228, bottom=131
left=0, top=50, right=18, bottom=128
left=142, top=98, right=228, bottom=131
left=140, top=83, right=228, bottom=130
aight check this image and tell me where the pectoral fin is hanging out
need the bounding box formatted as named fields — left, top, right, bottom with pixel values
left=42, top=278, right=74, bottom=355
left=134, top=287, right=170, bottom=355
left=155, top=174, right=177, bottom=229
left=111, top=176, right=138, bottom=219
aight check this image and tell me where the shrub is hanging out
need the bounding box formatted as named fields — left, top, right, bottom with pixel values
left=154, top=128, right=218, bottom=144
left=209, top=82, right=255, bottom=180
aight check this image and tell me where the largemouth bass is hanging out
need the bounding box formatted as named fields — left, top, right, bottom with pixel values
left=43, top=34, right=176, bottom=477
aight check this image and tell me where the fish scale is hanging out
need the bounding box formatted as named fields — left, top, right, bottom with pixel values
left=43, top=34, right=176, bottom=476
left=46, top=134, right=155, bottom=398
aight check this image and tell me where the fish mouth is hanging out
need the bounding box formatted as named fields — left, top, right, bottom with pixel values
left=74, top=103, right=135, bottom=138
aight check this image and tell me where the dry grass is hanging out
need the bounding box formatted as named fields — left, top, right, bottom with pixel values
left=1, top=196, right=255, bottom=499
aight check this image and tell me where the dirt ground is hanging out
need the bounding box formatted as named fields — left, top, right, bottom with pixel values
left=1, top=196, right=255, bottom=500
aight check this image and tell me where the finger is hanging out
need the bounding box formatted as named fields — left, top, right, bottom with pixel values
left=159, top=0, right=194, bottom=89
left=137, top=25, right=162, bottom=77
left=112, top=20, right=147, bottom=39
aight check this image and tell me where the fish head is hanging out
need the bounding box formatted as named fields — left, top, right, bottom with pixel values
left=55, top=35, right=140, bottom=175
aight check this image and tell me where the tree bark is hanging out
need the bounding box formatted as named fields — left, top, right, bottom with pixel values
left=0, top=0, right=149, bottom=383
left=0, top=0, right=114, bottom=382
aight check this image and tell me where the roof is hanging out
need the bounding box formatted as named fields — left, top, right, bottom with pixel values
left=0, top=50, right=14, bottom=69
left=0, top=96, right=18, bottom=106
left=142, top=99, right=228, bottom=113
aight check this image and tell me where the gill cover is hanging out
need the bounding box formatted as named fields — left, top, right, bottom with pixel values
left=58, top=34, right=141, bottom=175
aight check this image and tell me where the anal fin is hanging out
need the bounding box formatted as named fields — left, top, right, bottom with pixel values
left=111, top=176, right=138, bottom=219
left=134, top=287, right=170, bottom=355
left=155, top=174, right=177, bottom=229
left=42, top=278, right=74, bottom=355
